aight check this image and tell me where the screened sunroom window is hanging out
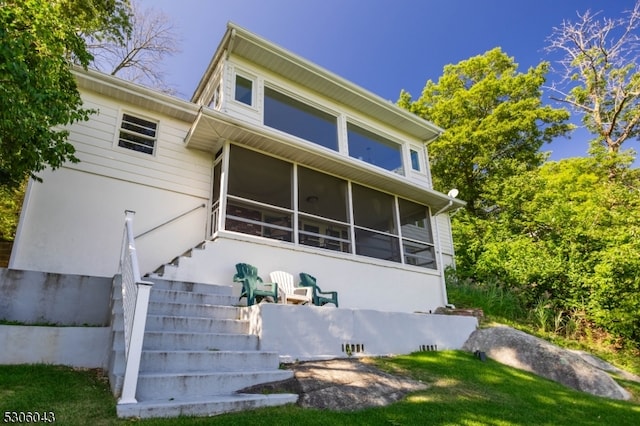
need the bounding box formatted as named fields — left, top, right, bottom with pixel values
left=298, top=166, right=350, bottom=252
left=352, top=183, right=401, bottom=262
left=347, top=123, right=403, bottom=175
left=264, top=87, right=338, bottom=151
left=399, top=198, right=436, bottom=269
left=225, top=145, right=293, bottom=242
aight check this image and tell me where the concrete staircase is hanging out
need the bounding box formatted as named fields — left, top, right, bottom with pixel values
left=109, top=278, right=298, bottom=419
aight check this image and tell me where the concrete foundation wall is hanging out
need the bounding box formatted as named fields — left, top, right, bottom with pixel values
left=0, top=268, right=112, bottom=326
left=0, top=325, right=111, bottom=368
left=242, top=303, right=478, bottom=363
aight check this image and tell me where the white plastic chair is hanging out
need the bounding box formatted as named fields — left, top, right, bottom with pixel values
left=269, top=271, right=312, bottom=304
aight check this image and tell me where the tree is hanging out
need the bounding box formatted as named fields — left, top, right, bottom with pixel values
left=398, top=48, right=572, bottom=215
left=470, top=157, right=640, bottom=346
left=0, top=0, right=131, bottom=188
left=545, top=1, right=640, bottom=157
left=86, top=0, right=180, bottom=94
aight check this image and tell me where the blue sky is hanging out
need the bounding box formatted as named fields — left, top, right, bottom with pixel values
left=137, top=0, right=639, bottom=162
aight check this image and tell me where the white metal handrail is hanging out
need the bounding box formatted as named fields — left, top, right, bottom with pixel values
left=118, top=210, right=153, bottom=405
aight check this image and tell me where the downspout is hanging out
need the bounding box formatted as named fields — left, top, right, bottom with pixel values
left=433, top=195, right=457, bottom=308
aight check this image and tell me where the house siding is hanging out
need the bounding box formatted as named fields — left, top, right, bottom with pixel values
left=10, top=91, right=213, bottom=277
left=66, top=93, right=212, bottom=198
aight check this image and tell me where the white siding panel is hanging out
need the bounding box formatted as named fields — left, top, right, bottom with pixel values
left=62, top=90, right=214, bottom=199
left=436, top=215, right=454, bottom=255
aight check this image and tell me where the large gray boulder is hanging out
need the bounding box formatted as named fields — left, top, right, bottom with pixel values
left=463, top=326, right=630, bottom=400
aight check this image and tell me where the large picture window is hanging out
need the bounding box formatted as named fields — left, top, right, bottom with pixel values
left=347, top=123, right=403, bottom=175
left=264, top=87, right=338, bottom=151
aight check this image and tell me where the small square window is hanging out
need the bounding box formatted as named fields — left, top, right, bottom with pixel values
left=235, top=75, right=253, bottom=106
left=410, top=149, right=421, bottom=172
left=118, top=113, right=157, bottom=155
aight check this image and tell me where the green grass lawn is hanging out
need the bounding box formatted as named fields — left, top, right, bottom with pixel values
left=2, top=351, right=639, bottom=425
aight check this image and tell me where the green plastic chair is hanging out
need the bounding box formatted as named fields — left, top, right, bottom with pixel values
left=233, top=263, right=278, bottom=306
left=299, top=273, right=338, bottom=307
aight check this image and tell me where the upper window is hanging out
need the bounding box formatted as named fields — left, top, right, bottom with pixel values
left=118, top=113, right=158, bottom=155
left=234, top=74, right=253, bottom=106
left=347, top=123, right=403, bottom=175
left=410, top=149, right=421, bottom=172
left=264, top=87, right=338, bottom=151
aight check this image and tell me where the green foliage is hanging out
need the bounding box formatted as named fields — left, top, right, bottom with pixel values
left=2, top=355, right=640, bottom=425
left=0, top=0, right=131, bottom=188
left=0, top=179, right=25, bottom=241
left=452, top=156, right=640, bottom=347
left=398, top=48, right=572, bottom=214
left=445, top=269, right=525, bottom=322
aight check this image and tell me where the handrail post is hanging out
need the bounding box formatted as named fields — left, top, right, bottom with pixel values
left=119, top=281, right=152, bottom=404
left=117, top=210, right=154, bottom=405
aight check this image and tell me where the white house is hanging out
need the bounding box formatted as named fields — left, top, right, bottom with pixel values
left=10, top=23, right=464, bottom=314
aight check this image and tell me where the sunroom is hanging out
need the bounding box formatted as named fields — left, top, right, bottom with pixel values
left=173, top=23, right=465, bottom=312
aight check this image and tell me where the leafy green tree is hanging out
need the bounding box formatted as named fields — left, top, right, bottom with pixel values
left=545, top=1, right=640, bottom=157
left=0, top=0, right=131, bottom=188
left=467, top=157, right=640, bottom=346
left=398, top=48, right=572, bottom=215
left=0, top=180, right=25, bottom=241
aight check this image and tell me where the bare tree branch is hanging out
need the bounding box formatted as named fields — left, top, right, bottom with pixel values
left=85, top=0, right=181, bottom=95
left=544, top=1, right=640, bottom=156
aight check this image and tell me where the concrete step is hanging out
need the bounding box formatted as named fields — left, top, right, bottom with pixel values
left=111, top=350, right=281, bottom=374
left=141, top=350, right=281, bottom=373
left=135, top=370, right=295, bottom=400
left=150, top=289, right=237, bottom=306
left=145, top=315, right=249, bottom=334
left=112, top=330, right=260, bottom=351
left=146, top=302, right=239, bottom=319
left=147, top=278, right=233, bottom=296
left=116, top=393, right=298, bottom=419
left=113, top=287, right=237, bottom=306
left=111, top=315, right=249, bottom=334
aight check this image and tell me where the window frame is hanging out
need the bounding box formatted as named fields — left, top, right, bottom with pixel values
left=346, top=120, right=405, bottom=176
left=233, top=71, right=256, bottom=108
left=263, top=84, right=339, bottom=151
left=408, top=145, right=424, bottom=173
left=115, top=111, right=159, bottom=156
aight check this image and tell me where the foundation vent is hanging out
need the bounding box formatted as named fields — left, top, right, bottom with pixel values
left=341, top=343, right=365, bottom=355
left=419, top=344, right=438, bottom=352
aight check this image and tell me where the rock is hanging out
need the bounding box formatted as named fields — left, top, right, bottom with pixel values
left=462, top=326, right=631, bottom=400
left=241, top=358, right=427, bottom=411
